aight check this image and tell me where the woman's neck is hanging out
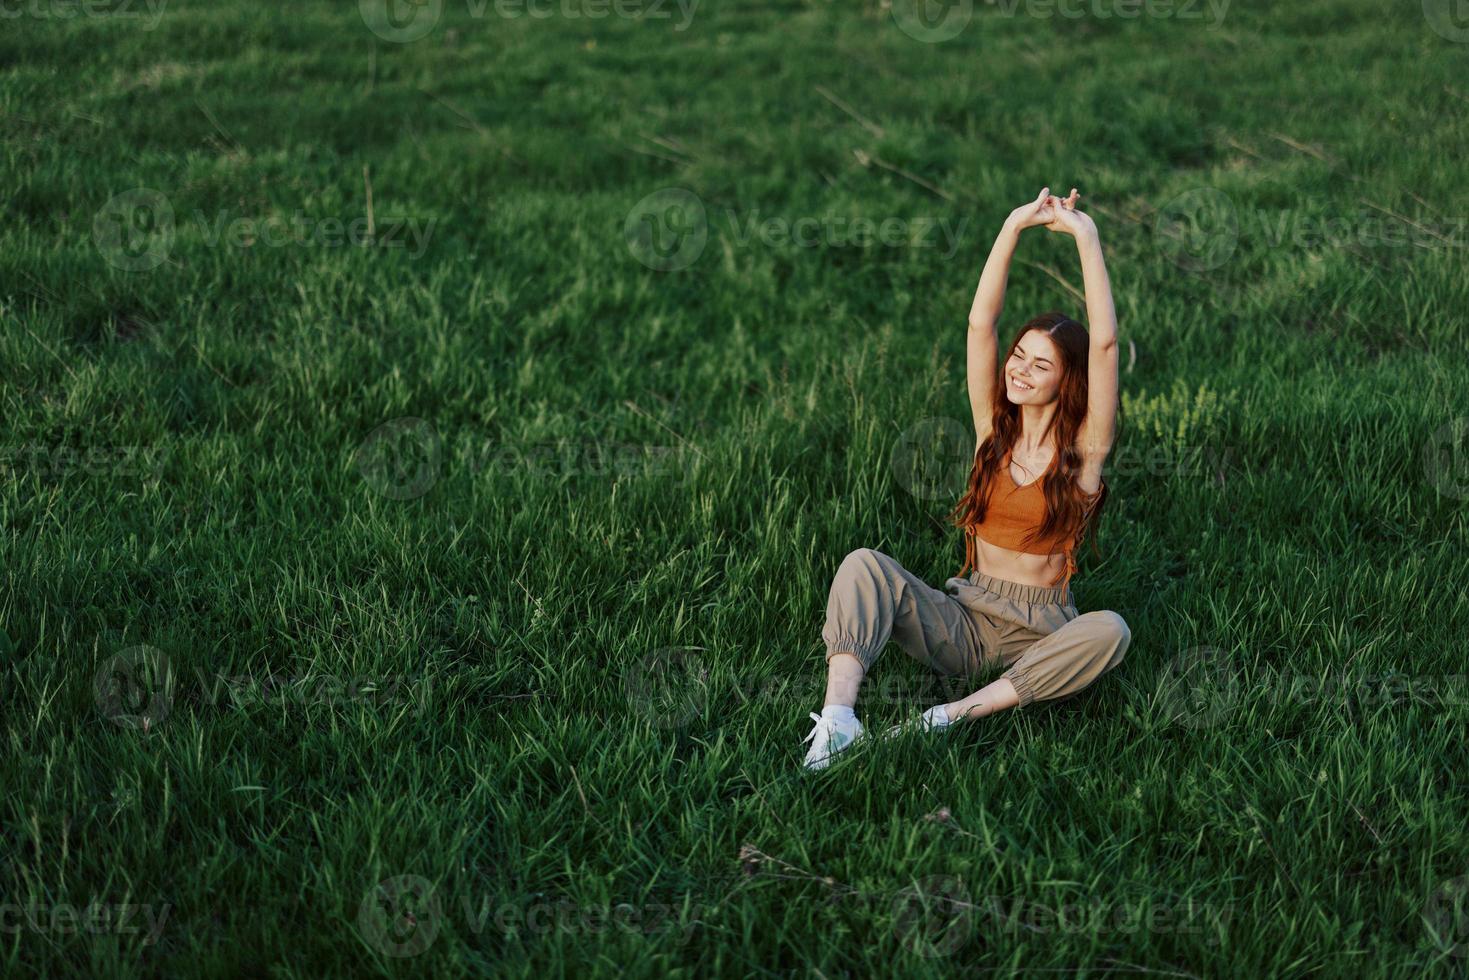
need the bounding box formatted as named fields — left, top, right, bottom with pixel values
left=1013, top=403, right=1058, bottom=455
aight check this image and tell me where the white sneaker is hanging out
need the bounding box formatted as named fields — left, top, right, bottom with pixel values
left=884, top=704, right=952, bottom=739
left=801, top=711, right=864, bottom=770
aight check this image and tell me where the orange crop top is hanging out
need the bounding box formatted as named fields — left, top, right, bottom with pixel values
left=959, top=465, right=1104, bottom=590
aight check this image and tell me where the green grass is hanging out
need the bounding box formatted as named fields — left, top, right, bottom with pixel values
left=3, top=0, right=1469, bottom=975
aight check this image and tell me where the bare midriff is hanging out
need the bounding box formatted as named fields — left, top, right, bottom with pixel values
left=969, top=535, right=1069, bottom=588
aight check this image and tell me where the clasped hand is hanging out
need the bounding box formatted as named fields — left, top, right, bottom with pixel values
left=1006, top=185, right=1096, bottom=239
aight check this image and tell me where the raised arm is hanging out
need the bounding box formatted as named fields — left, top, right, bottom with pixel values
left=1044, top=191, right=1119, bottom=494
left=967, top=188, right=1056, bottom=450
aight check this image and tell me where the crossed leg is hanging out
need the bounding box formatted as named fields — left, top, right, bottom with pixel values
left=941, top=610, right=1131, bottom=720
left=820, top=548, right=1130, bottom=721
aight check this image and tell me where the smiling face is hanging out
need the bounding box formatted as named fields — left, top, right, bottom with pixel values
left=1004, top=330, right=1064, bottom=405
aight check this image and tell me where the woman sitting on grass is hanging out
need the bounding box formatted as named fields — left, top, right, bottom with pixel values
left=803, top=186, right=1132, bottom=770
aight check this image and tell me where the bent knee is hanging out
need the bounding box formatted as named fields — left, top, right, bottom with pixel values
left=838, top=547, right=889, bottom=578
left=833, top=549, right=902, bottom=608
left=1082, top=610, right=1131, bottom=658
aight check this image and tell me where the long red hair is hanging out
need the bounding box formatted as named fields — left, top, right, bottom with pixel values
left=948, top=311, right=1108, bottom=576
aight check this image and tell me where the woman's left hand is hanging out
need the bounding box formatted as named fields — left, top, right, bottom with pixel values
left=1044, top=188, right=1097, bottom=239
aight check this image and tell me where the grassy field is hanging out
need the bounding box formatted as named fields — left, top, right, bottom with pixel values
left=3, top=0, right=1469, bottom=975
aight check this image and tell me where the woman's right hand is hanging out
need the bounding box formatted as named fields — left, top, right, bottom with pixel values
left=1004, top=186, right=1056, bottom=232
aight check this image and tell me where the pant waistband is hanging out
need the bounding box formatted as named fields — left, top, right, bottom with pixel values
left=965, top=569, right=1073, bottom=607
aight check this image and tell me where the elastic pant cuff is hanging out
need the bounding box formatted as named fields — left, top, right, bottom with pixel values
left=825, top=647, right=872, bottom=673
left=1001, top=665, right=1038, bottom=708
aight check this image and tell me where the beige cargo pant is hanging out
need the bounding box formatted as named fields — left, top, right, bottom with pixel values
left=822, top=548, right=1129, bottom=706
